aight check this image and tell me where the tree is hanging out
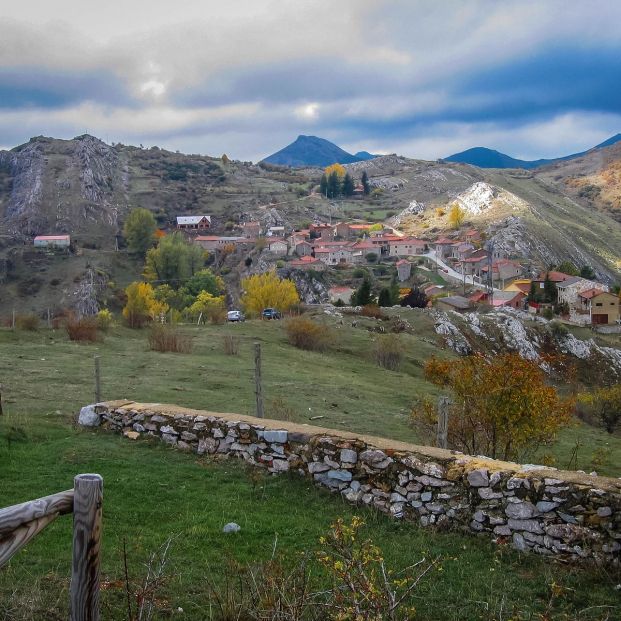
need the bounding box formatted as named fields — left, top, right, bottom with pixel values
left=412, top=353, right=573, bottom=461
left=123, top=282, right=168, bottom=328
left=543, top=273, right=558, bottom=304
left=183, top=268, right=225, bottom=298
left=580, top=265, right=596, bottom=280
left=342, top=173, right=355, bottom=196
left=123, top=208, right=156, bottom=257
left=326, top=171, right=341, bottom=199
left=144, top=233, right=206, bottom=286
left=400, top=287, right=428, bottom=308
left=447, top=203, right=466, bottom=229
left=361, top=171, right=370, bottom=195
left=351, top=277, right=373, bottom=306
left=241, top=272, right=300, bottom=316
left=324, top=163, right=346, bottom=178
left=529, top=280, right=539, bottom=303
left=319, top=174, right=328, bottom=197
left=221, top=153, right=230, bottom=165
left=557, top=261, right=578, bottom=276
left=188, top=291, right=226, bottom=323
left=579, top=385, right=621, bottom=434
left=378, top=288, right=392, bottom=307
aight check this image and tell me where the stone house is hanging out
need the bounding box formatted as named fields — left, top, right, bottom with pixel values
left=267, top=238, right=288, bottom=255
left=291, top=240, right=313, bottom=256
left=389, top=238, right=428, bottom=257
left=314, top=246, right=353, bottom=266
left=435, top=238, right=455, bottom=259
left=557, top=277, right=608, bottom=308
left=241, top=221, right=261, bottom=238
left=396, top=259, right=412, bottom=282
left=289, top=256, right=326, bottom=271
left=310, top=223, right=334, bottom=241
left=451, top=242, right=475, bottom=261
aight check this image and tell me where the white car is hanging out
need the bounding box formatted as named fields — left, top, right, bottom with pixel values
left=227, top=310, right=245, bottom=322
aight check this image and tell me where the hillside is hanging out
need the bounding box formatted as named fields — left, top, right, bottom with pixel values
left=445, top=133, right=621, bottom=169
left=261, top=135, right=373, bottom=167
left=2, top=134, right=621, bottom=316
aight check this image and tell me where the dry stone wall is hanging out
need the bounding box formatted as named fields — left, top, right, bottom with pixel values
left=80, top=401, right=621, bottom=564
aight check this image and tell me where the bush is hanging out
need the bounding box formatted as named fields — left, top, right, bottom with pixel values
left=542, top=307, right=555, bottom=320
left=15, top=314, right=40, bottom=331
left=549, top=320, right=568, bottom=338
left=65, top=317, right=100, bottom=342
left=96, top=309, right=114, bottom=332
left=353, top=268, right=366, bottom=278
left=222, top=335, right=240, bottom=355
left=285, top=317, right=331, bottom=352
left=361, top=304, right=385, bottom=319
left=374, top=334, right=404, bottom=371
left=148, top=325, right=193, bottom=353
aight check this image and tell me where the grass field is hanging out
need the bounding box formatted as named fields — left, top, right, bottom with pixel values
left=1, top=321, right=620, bottom=619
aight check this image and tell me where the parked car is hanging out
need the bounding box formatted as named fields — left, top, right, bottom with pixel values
left=227, top=310, right=245, bottom=322
left=261, top=308, right=282, bottom=320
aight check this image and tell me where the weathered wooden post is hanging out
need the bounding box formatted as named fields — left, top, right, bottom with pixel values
left=94, top=356, right=101, bottom=403
left=11, top=309, right=15, bottom=331
left=437, top=396, right=450, bottom=449
left=70, top=473, right=103, bottom=621
left=254, top=342, right=264, bottom=418
left=47, top=308, right=51, bottom=329
left=0, top=383, right=3, bottom=416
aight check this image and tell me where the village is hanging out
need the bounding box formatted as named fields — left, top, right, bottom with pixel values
left=32, top=207, right=621, bottom=328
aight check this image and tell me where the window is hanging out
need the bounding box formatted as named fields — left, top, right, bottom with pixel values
left=595, top=302, right=603, bottom=307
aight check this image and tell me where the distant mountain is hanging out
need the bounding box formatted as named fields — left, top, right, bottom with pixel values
left=444, top=134, right=621, bottom=170
left=353, top=151, right=378, bottom=161
left=261, top=135, right=376, bottom=167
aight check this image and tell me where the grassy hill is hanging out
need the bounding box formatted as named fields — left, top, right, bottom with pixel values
left=1, top=320, right=620, bottom=619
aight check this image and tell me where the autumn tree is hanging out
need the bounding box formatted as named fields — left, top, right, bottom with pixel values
left=123, top=208, right=157, bottom=256
left=447, top=202, right=466, bottom=229
left=188, top=291, right=226, bottom=324
left=324, top=163, right=346, bottom=199
left=241, top=272, right=299, bottom=316
left=123, top=282, right=168, bottom=328
left=412, top=353, right=573, bottom=461
left=579, top=384, right=621, bottom=434
left=183, top=268, right=225, bottom=298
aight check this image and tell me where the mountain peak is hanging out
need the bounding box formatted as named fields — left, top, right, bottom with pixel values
left=445, top=134, right=621, bottom=170
left=261, top=136, right=376, bottom=168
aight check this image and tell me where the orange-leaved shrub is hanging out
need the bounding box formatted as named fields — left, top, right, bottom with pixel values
left=148, top=324, right=193, bottom=353
left=284, top=316, right=331, bottom=352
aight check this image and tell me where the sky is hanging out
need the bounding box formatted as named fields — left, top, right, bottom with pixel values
left=1, top=0, right=621, bottom=162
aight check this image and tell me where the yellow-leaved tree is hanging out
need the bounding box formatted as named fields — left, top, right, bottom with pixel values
left=324, top=163, right=346, bottom=178
left=241, top=272, right=299, bottom=316
left=447, top=202, right=466, bottom=229
left=188, top=291, right=226, bottom=324
left=412, top=353, right=574, bottom=461
left=123, top=282, right=168, bottom=328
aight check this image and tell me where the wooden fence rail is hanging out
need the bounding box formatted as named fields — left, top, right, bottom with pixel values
left=0, top=473, right=103, bottom=621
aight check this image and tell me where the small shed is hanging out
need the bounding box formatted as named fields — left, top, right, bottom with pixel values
left=435, top=295, right=472, bottom=313
left=34, top=235, right=70, bottom=248
left=396, top=259, right=412, bottom=282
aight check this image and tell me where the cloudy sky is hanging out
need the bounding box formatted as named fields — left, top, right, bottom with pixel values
left=2, top=0, right=621, bottom=161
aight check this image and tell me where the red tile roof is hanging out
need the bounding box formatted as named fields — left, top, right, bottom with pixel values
left=578, top=287, right=606, bottom=300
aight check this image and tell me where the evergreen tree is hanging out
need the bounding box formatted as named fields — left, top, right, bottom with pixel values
left=326, top=171, right=341, bottom=198
left=361, top=171, right=370, bottom=195
left=543, top=273, right=558, bottom=304
left=319, top=174, right=328, bottom=197
left=529, top=280, right=539, bottom=303
left=580, top=265, right=596, bottom=280
left=378, top=287, right=392, bottom=307
left=343, top=173, right=355, bottom=196
left=352, top=277, right=373, bottom=306
left=400, top=286, right=428, bottom=308
left=389, top=273, right=400, bottom=305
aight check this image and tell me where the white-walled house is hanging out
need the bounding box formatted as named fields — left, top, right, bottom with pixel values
left=34, top=235, right=71, bottom=248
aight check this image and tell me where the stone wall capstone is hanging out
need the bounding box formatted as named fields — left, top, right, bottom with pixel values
left=79, top=401, right=621, bottom=564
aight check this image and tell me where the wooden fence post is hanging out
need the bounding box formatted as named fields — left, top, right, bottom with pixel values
left=94, top=356, right=101, bottom=403
left=254, top=342, right=264, bottom=419
left=437, top=396, right=450, bottom=449
left=70, top=474, right=103, bottom=621
left=12, top=309, right=15, bottom=331
left=47, top=308, right=51, bottom=329
left=0, top=384, right=3, bottom=416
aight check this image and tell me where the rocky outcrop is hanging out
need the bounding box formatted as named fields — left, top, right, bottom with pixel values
left=277, top=268, right=329, bottom=304
left=83, top=401, right=621, bottom=564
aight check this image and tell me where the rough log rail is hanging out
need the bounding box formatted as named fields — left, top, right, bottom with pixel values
left=0, top=474, right=103, bottom=621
